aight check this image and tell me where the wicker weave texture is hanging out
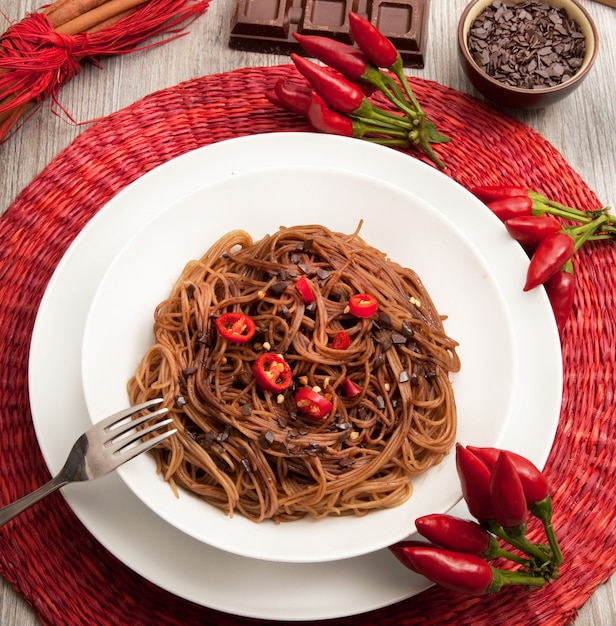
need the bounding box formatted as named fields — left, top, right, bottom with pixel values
left=0, top=65, right=614, bottom=626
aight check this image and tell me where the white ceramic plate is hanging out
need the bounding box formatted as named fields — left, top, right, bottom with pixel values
left=29, top=133, right=562, bottom=620
left=81, top=166, right=515, bottom=563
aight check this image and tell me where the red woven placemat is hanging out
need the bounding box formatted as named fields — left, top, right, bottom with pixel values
left=1, top=65, right=615, bottom=626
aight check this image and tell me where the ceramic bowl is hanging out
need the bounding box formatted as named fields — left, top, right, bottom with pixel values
left=80, top=134, right=521, bottom=564
left=457, top=0, right=598, bottom=109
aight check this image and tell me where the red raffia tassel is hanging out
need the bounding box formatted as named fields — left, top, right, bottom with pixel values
left=0, top=0, right=211, bottom=142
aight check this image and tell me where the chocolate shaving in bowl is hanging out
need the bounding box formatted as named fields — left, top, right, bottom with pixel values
left=468, top=0, right=586, bottom=89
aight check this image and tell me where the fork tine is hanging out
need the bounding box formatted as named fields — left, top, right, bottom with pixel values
left=114, top=427, right=177, bottom=464
left=105, top=407, right=169, bottom=440
left=109, top=417, right=174, bottom=455
left=95, top=398, right=165, bottom=431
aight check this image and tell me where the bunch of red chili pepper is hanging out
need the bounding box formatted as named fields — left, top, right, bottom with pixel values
left=469, top=184, right=616, bottom=331
left=266, top=12, right=450, bottom=170
left=390, top=444, right=563, bottom=596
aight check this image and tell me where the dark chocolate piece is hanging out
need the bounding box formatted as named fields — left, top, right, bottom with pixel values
left=229, top=0, right=429, bottom=68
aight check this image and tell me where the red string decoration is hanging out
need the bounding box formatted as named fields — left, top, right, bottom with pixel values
left=0, top=0, right=212, bottom=142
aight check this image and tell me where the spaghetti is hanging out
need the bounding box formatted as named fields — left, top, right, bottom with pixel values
left=128, top=224, right=460, bottom=523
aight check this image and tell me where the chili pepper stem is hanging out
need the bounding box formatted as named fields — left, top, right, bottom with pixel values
left=418, top=139, right=446, bottom=170
left=486, top=521, right=552, bottom=564
left=389, top=55, right=425, bottom=115
left=530, top=191, right=613, bottom=223
left=542, top=521, right=564, bottom=566
left=492, top=567, right=547, bottom=591
left=492, top=546, right=532, bottom=566
left=367, top=106, right=417, bottom=129
left=356, top=112, right=445, bottom=169
left=364, top=71, right=418, bottom=118
left=570, top=214, right=609, bottom=251
left=354, top=111, right=414, bottom=132
left=532, top=199, right=592, bottom=223
left=529, top=497, right=564, bottom=566
left=509, top=534, right=552, bottom=564
left=354, top=118, right=411, bottom=138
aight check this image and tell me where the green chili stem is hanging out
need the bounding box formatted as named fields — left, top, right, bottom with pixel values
left=493, top=546, right=531, bottom=566
left=529, top=192, right=593, bottom=219
left=364, top=70, right=418, bottom=118
left=418, top=139, right=445, bottom=170
left=528, top=497, right=563, bottom=566
left=362, top=107, right=416, bottom=130
left=530, top=191, right=614, bottom=225
left=486, top=521, right=551, bottom=564
left=493, top=567, right=547, bottom=590
left=389, top=55, right=425, bottom=115
left=362, top=61, right=446, bottom=170
left=354, top=118, right=411, bottom=137
left=542, top=522, right=564, bottom=565
left=587, top=233, right=616, bottom=241
left=570, top=214, right=609, bottom=252
left=490, top=567, right=545, bottom=591
left=532, top=199, right=593, bottom=223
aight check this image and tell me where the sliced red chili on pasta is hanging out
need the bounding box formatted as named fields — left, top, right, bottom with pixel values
left=215, top=312, right=256, bottom=343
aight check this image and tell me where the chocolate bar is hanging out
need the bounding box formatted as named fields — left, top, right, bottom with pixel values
left=229, top=0, right=430, bottom=68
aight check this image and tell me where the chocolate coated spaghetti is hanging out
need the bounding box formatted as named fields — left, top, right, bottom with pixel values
left=128, top=225, right=459, bottom=522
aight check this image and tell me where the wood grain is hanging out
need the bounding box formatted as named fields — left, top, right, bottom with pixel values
left=0, top=0, right=614, bottom=624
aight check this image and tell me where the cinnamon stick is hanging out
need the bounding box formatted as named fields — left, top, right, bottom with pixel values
left=0, top=101, right=34, bottom=135
left=55, top=0, right=149, bottom=35
left=43, top=0, right=76, bottom=18
left=46, top=0, right=109, bottom=28
left=85, top=8, right=135, bottom=33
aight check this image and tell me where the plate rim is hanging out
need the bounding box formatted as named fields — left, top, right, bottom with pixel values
left=28, top=132, right=562, bottom=621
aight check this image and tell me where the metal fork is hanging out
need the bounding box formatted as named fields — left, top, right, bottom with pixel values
left=0, top=398, right=175, bottom=528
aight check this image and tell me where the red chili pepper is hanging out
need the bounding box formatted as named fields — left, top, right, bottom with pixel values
left=332, top=331, right=351, bottom=350
left=486, top=196, right=533, bottom=222
left=273, top=78, right=313, bottom=115
left=348, top=12, right=399, bottom=68
left=306, top=93, right=354, bottom=137
left=265, top=88, right=284, bottom=109
left=295, top=275, right=315, bottom=304
left=343, top=377, right=362, bottom=398
left=455, top=443, right=493, bottom=522
left=252, top=353, right=293, bottom=393
left=467, top=446, right=550, bottom=507
left=544, top=264, right=575, bottom=331
left=504, top=215, right=562, bottom=249
left=290, top=53, right=368, bottom=115
left=389, top=545, right=498, bottom=596
left=490, top=451, right=528, bottom=530
left=357, top=81, right=377, bottom=97
left=524, top=231, right=575, bottom=291
left=348, top=293, right=378, bottom=318
left=415, top=514, right=493, bottom=557
left=294, top=387, right=333, bottom=418
left=467, top=448, right=561, bottom=564
left=292, top=32, right=371, bottom=81
left=389, top=539, right=435, bottom=551
left=469, top=185, right=527, bottom=204
left=215, top=312, right=256, bottom=344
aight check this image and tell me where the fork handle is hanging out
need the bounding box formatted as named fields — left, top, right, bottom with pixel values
left=0, top=474, right=68, bottom=528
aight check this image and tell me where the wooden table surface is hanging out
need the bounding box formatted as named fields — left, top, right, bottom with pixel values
left=1, top=1, right=615, bottom=623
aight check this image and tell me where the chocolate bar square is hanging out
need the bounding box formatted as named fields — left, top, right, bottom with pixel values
left=229, top=0, right=429, bottom=68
